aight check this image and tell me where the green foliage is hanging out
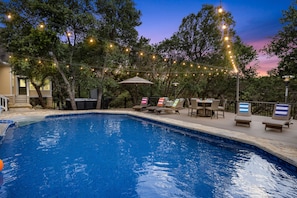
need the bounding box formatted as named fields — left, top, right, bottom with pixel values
left=2, top=1, right=294, bottom=109
left=263, top=0, right=297, bottom=76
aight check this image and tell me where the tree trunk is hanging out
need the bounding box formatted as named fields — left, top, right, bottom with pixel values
left=96, top=87, right=103, bottom=109
left=31, top=82, right=46, bottom=108
left=53, top=56, right=77, bottom=110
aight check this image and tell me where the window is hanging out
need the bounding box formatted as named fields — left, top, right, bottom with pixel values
left=29, top=79, right=51, bottom=91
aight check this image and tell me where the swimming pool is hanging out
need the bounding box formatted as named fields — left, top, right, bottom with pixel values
left=0, top=113, right=296, bottom=197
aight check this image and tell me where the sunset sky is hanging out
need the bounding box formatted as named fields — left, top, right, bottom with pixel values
left=134, top=0, right=293, bottom=76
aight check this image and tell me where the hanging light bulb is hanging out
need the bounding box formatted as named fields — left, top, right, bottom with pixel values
left=218, top=6, right=223, bottom=13
left=7, top=13, right=12, bottom=20
left=39, top=23, right=45, bottom=29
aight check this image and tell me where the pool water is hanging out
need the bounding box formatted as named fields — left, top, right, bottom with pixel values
left=0, top=114, right=296, bottom=197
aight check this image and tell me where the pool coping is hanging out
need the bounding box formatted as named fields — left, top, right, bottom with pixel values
left=1, top=109, right=297, bottom=169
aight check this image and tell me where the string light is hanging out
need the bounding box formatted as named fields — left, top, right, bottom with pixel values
left=217, top=1, right=238, bottom=73
left=6, top=13, right=12, bottom=20
left=39, top=23, right=45, bottom=29
left=6, top=9, right=234, bottom=77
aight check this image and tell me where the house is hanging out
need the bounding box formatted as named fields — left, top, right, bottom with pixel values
left=0, top=51, right=53, bottom=111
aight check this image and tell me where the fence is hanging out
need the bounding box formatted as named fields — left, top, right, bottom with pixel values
left=226, top=100, right=297, bottom=119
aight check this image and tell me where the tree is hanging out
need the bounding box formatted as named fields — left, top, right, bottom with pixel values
left=263, top=0, right=297, bottom=76
left=174, top=5, right=223, bottom=64
left=233, top=36, right=258, bottom=78
left=90, top=0, right=141, bottom=109
left=155, top=4, right=258, bottom=100
left=0, top=0, right=98, bottom=110
left=0, top=1, right=59, bottom=108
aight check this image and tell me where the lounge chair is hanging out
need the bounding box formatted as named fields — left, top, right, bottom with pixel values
left=262, top=103, right=292, bottom=132
left=133, top=97, right=149, bottom=111
left=146, top=97, right=168, bottom=112
left=234, top=102, right=252, bottom=126
left=155, top=98, right=185, bottom=114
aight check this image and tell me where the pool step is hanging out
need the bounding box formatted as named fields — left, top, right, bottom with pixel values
left=0, top=120, right=15, bottom=140
left=11, top=116, right=45, bottom=126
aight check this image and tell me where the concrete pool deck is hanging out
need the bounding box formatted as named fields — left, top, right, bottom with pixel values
left=0, top=108, right=297, bottom=168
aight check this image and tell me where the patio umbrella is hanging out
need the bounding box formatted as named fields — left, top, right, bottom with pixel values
left=119, top=76, right=153, bottom=85
left=119, top=76, right=153, bottom=105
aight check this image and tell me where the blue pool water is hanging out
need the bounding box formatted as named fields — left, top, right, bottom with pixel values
left=0, top=113, right=296, bottom=197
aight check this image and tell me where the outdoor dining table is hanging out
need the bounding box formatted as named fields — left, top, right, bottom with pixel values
left=197, top=99, right=213, bottom=116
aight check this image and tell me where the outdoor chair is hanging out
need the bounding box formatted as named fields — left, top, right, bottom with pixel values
left=186, top=98, right=192, bottom=116
left=234, top=102, right=252, bottom=127
left=132, top=97, right=149, bottom=111
left=205, top=99, right=220, bottom=119
left=190, top=98, right=204, bottom=117
left=262, top=103, right=293, bottom=132
left=218, top=99, right=227, bottom=118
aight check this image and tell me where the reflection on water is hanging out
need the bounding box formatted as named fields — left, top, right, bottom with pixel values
left=224, top=153, right=297, bottom=197
left=136, top=161, right=194, bottom=198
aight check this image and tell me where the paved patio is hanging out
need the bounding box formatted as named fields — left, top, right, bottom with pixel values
left=0, top=108, right=297, bottom=168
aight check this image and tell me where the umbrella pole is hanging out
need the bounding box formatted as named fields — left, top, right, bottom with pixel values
left=135, top=84, right=138, bottom=104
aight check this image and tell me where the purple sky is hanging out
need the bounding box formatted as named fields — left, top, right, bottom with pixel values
left=134, top=0, right=293, bottom=75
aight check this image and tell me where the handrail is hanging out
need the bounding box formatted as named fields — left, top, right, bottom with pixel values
left=0, top=95, right=9, bottom=111
left=225, top=100, right=297, bottom=119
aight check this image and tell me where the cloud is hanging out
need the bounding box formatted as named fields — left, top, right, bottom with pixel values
left=247, top=39, right=280, bottom=76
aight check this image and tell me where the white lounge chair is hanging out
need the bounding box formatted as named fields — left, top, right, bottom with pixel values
left=234, top=102, right=252, bottom=126
left=262, top=103, right=292, bottom=132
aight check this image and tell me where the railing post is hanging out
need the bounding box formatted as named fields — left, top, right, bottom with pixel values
left=0, top=95, right=9, bottom=111
left=235, top=71, right=239, bottom=114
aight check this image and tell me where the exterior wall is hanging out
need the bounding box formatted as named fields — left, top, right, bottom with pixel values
left=29, top=90, right=52, bottom=97
left=0, top=65, right=12, bottom=95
